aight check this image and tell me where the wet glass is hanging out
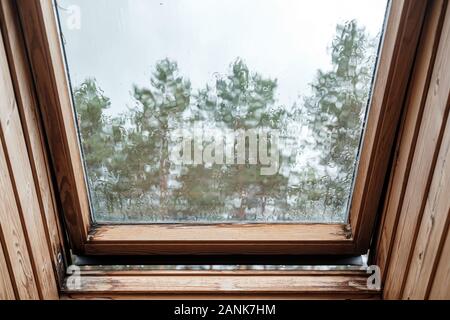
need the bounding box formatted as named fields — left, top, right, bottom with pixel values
left=56, top=0, right=388, bottom=224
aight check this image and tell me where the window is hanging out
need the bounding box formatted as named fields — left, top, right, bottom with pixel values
left=17, top=0, right=426, bottom=255
left=56, top=0, right=387, bottom=226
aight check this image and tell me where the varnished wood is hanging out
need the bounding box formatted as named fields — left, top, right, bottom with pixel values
left=0, top=0, right=66, bottom=288
left=0, top=28, right=49, bottom=300
left=0, top=229, right=15, bottom=300
left=0, top=122, right=39, bottom=299
left=61, top=269, right=380, bottom=300
left=373, top=0, right=450, bottom=300
left=91, top=224, right=349, bottom=242
left=0, top=25, right=59, bottom=299
left=85, top=243, right=356, bottom=256
left=384, top=1, right=450, bottom=299
left=16, top=0, right=91, bottom=253
left=374, top=0, right=447, bottom=281
left=402, top=88, right=450, bottom=298
left=75, top=266, right=371, bottom=276
left=429, top=228, right=450, bottom=299
left=350, top=0, right=428, bottom=252
left=86, top=224, right=353, bottom=255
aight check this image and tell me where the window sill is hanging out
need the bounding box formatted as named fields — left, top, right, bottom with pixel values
left=61, top=267, right=380, bottom=300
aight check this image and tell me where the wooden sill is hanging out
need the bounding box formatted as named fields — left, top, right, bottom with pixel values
left=84, top=224, right=355, bottom=255
left=61, top=267, right=380, bottom=300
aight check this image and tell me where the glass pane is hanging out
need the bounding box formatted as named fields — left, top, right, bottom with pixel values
left=56, top=0, right=388, bottom=224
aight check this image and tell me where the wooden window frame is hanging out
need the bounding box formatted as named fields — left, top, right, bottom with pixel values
left=14, top=0, right=428, bottom=256
left=61, top=266, right=381, bottom=299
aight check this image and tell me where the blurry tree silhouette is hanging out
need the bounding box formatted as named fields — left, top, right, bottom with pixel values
left=127, top=59, right=191, bottom=219
left=74, top=79, right=114, bottom=213
left=301, top=20, right=377, bottom=220
left=73, top=21, right=378, bottom=223
left=187, top=59, right=291, bottom=220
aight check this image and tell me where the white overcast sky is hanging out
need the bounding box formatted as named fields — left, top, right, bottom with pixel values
left=57, top=0, right=388, bottom=116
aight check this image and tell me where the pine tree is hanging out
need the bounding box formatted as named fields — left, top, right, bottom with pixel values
left=73, top=79, right=115, bottom=215
left=129, top=58, right=191, bottom=219
left=302, top=20, right=377, bottom=220
left=188, top=59, right=291, bottom=221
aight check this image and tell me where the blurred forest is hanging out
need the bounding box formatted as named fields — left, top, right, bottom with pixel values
left=74, top=21, right=378, bottom=223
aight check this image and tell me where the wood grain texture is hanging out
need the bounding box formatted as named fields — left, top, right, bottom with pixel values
left=0, top=0, right=66, bottom=288
left=350, top=0, right=428, bottom=253
left=0, top=141, right=38, bottom=300
left=374, top=0, right=447, bottom=280
left=0, top=28, right=41, bottom=300
left=402, top=86, right=450, bottom=299
left=0, top=230, right=15, bottom=300
left=384, top=3, right=450, bottom=299
left=429, top=228, right=450, bottom=299
left=16, top=0, right=91, bottom=253
left=85, top=224, right=354, bottom=255
left=91, top=224, right=350, bottom=242
left=380, top=0, right=450, bottom=300
left=0, top=20, right=58, bottom=299
left=61, top=269, right=380, bottom=300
